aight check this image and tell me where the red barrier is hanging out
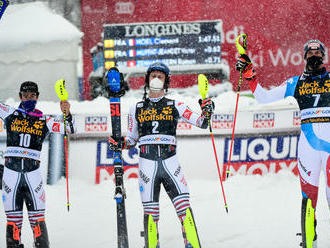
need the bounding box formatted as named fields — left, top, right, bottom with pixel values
left=81, top=0, right=329, bottom=99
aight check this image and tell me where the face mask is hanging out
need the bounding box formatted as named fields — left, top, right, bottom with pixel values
left=306, top=56, right=323, bottom=71
left=21, top=100, right=37, bottom=112
left=149, top=78, right=164, bottom=91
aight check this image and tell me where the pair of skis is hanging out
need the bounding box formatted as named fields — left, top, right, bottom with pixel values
left=107, top=68, right=129, bottom=248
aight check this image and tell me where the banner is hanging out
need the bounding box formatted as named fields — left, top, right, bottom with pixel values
left=95, top=140, right=139, bottom=184
left=223, top=134, right=299, bottom=179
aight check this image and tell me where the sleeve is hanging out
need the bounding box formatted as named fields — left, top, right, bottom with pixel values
left=125, top=105, right=139, bottom=147
left=0, top=103, right=15, bottom=120
left=46, top=115, right=76, bottom=135
left=249, top=76, right=298, bottom=104
left=175, top=101, right=207, bottom=129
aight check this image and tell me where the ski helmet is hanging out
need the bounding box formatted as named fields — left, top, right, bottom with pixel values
left=19, top=81, right=39, bottom=97
left=303, top=39, right=325, bottom=59
left=145, top=62, right=170, bottom=90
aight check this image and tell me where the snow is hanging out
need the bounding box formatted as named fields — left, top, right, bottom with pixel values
left=0, top=2, right=328, bottom=247
left=1, top=172, right=329, bottom=247
left=0, top=86, right=329, bottom=247
left=0, top=2, right=82, bottom=52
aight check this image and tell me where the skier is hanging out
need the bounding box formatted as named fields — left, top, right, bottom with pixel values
left=235, top=39, right=329, bottom=248
left=0, top=81, right=75, bottom=248
left=109, top=62, right=215, bottom=248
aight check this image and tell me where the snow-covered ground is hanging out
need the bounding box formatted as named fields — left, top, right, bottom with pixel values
left=1, top=82, right=329, bottom=248
left=1, top=172, right=330, bottom=247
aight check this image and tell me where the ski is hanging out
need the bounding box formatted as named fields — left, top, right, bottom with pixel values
left=107, top=67, right=129, bottom=248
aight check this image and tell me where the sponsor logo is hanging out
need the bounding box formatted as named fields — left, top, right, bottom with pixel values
left=0, top=119, right=4, bottom=132
left=110, top=103, right=121, bottom=117
left=301, top=109, right=330, bottom=117
left=177, top=120, right=192, bottom=130
left=0, top=104, right=9, bottom=112
left=182, top=109, right=193, bottom=120
left=298, top=81, right=330, bottom=95
left=212, top=114, right=234, bottom=129
left=174, top=166, right=181, bottom=177
left=253, top=112, right=275, bottom=128
left=52, top=123, right=60, bottom=132
left=34, top=182, right=43, bottom=193
left=140, top=136, right=172, bottom=143
left=138, top=107, right=173, bottom=123
left=85, top=116, right=108, bottom=132
left=224, top=135, right=299, bottom=179
left=115, top=2, right=135, bottom=14
left=95, top=140, right=139, bottom=184
left=124, top=23, right=201, bottom=38
left=293, top=110, right=301, bottom=126
left=298, top=159, right=311, bottom=176
left=3, top=181, right=11, bottom=194
left=139, top=170, right=150, bottom=184
left=11, top=118, right=44, bottom=136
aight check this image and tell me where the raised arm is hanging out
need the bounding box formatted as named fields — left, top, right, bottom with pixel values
left=235, top=54, right=295, bottom=104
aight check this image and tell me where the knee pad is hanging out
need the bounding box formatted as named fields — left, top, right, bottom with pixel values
left=143, top=214, right=159, bottom=248
left=301, top=198, right=317, bottom=248
left=6, top=222, right=23, bottom=247
left=33, top=218, right=49, bottom=248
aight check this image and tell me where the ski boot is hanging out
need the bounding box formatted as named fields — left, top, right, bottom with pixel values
left=33, top=218, right=49, bottom=248
left=143, top=214, right=160, bottom=248
left=6, top=222, right=24, bottom=248
left=299, top=198, right=317, bottom=248
left=182, top=208, right=201, bottom=248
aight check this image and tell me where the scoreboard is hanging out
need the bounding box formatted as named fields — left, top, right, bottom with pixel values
left=103, top=20, right=223, bottom=70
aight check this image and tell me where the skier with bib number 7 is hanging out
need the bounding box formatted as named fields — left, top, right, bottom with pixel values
left=235, top=39, right=330, bottom=248
left=109, top=62, right=215, bottom=248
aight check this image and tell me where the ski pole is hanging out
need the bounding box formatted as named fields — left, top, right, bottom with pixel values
left=55, top=79, right=71, bottom=212
left=198, top=74, right=228, bottom=213
left=225, top=33, right=248, bottom=179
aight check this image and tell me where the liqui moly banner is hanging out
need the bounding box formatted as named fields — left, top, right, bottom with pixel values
left=95, top=140, right=139, bottom=184
left=223, top=134, right=299, bottom=179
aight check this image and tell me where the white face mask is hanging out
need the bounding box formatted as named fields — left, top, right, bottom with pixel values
left=149, top=78, right=164, bottom=91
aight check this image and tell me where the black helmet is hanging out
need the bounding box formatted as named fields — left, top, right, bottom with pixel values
left=303, top=39, right=325, bottom=59
left=145, top=62, right=170, bottom=90
left=19, top=81, right=39, bottom=96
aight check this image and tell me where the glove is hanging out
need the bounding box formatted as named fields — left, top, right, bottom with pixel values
left=235, top=54, right=256, bottom=80
left=199, top=98, right=215, bottom=120
left=109, top=136, right=128, bottom=151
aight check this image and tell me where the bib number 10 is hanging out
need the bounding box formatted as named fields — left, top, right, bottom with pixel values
left=19, top=133, right=31, bottom=147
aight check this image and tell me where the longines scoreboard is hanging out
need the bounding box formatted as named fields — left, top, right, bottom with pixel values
left=103, top=20, right=223, bottom=69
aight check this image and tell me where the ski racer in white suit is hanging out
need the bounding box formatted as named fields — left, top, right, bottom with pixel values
left=0, top=81, right=75, bottom=248
left=236, top=39, right=329, bottom=248
left=109, top=62, right=214, bottom=248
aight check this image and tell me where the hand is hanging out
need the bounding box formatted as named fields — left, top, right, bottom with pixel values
left=60, top=100, right=71, bottom=116
left=199, top=98, right=215, bottom=120
left=235, top=54, right=256, bottom=80
left=109, top=136, right=128, bottom=151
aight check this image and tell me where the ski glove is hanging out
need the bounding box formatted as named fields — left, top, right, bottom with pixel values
left=236, top=54, right=256, bottom=80
left=199, top=98, right=215, bottom=120
left=109, top=136, right=128, bottom=151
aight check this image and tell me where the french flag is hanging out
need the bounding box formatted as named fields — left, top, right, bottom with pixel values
left=127, top=61, right=136, bottom=67
left=128, top=50, right=136, bottom=57
left=127, top=39, right=136, bottom=46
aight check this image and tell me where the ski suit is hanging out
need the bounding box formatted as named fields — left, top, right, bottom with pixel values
left=0, top=102, right=75, bottom=247
left=248, top=67, right=329, bottom=247
left=125, top=97, right=208, bottom=247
